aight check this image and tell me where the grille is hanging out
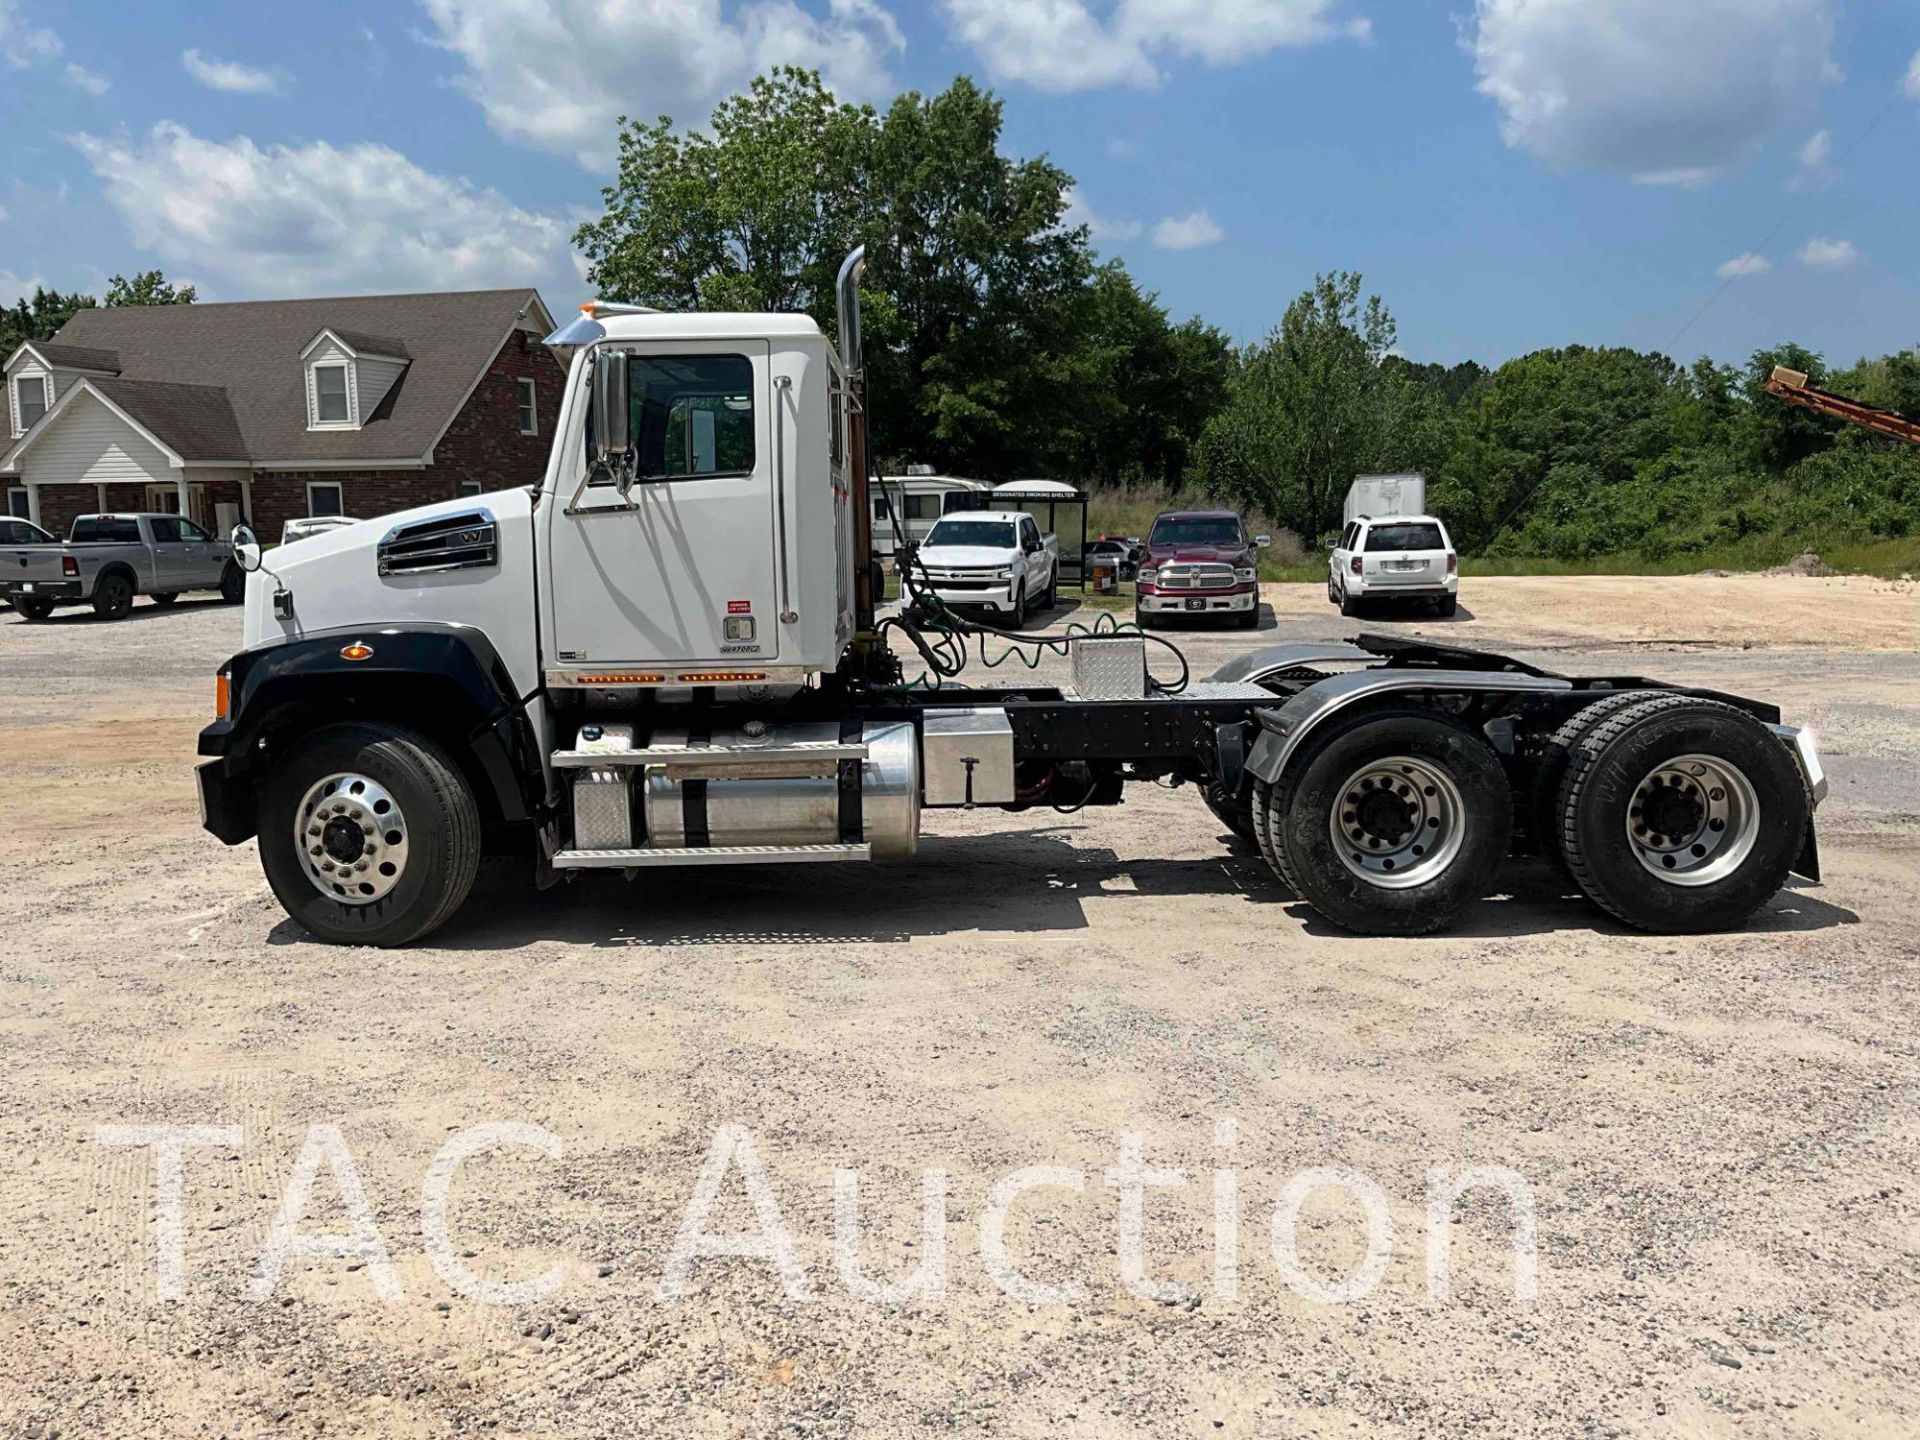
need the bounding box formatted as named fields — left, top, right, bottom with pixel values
left=1158, top=563, right=1235, bottom=590
left=378, top=509, right=499, bottom=577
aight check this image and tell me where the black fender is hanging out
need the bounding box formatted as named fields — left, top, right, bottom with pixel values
left=196, top=622, right=544, bottom=844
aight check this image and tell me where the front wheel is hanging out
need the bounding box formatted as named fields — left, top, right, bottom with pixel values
left=1264, top=710, right=1512, bottom=935
left=1236, top=601, right=1260, bottom=630
left=15, top=597, right=55, bottom=622
left=92, top=573, right=134, bottom=620
left=219, top=563, right=245, bottom=604
left=1556, top=696, right=1810, bottom=933
left=256, top=722, right=482, bottom=947
left=1011, top=582, right=1028, bottom=628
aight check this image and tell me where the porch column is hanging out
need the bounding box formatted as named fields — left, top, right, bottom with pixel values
left=95, top=483, right=107, bottom=512
left=175, top=472, right=190, bottom=518
left=241, top=476, right=255, bottom=525
left=25, top=481, right=42, bottom=528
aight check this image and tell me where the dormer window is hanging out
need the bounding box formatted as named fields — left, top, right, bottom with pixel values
left=14, top=374, right=47, bottom=434
left=314, top=365, right=350, bottom=424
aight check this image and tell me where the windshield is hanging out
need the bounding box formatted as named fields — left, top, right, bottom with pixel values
left=1149, top=517, right=1241, bottom=549
left=1365, top=522, right=1446, bottom=553
left=926, top=519, right=1016, bottom=549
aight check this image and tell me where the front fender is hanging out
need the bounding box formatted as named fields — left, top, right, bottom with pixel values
left=197, top=622, right=543, bottom=843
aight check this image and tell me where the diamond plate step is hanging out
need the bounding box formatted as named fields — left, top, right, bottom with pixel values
left=551, top=843, right=872, bottom=870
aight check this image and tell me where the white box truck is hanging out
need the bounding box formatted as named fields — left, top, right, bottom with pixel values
left=1344, top=474, right=1427, bottom=525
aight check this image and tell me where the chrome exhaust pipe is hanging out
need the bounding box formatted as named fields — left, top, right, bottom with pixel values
left=836, top=245, right=866, bottom=375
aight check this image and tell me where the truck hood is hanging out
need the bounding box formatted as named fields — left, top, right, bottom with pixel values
left=1144, top=545, right=1247, bottom=566
left=916, top=545, right=1015, bottom=568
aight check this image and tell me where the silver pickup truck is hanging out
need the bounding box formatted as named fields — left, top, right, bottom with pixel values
left=3, top=512, right=243, bottom=621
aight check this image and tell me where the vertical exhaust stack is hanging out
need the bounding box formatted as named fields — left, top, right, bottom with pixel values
left=837, top=246, right=877, bottom=633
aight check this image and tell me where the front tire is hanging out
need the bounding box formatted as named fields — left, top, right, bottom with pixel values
left=220, top=563, right=245, bottom=604
left=92, top=573, right=134, bottom=620
left=257, top=722, right=482, bottom=947
left=1556, top=696, right=1810, bottom=933
left=1263, top=710, right=1512, bottom=935
left=1011, top=582, right=1028, bottom=628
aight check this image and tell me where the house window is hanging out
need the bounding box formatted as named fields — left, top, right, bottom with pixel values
left=313, top=365, right=351, bottom=425
left=15, top=375, right=47, bottom=433
left=459, top=480, right=483, bottom=498
left=307, top=481, right=345, bottom=517
left=7, top=486, right=27, bottom=520
left=517, top=378, right=538, bottom=436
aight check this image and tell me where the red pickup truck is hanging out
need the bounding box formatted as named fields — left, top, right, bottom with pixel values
left=1134, top=509, right=1268, bottom=629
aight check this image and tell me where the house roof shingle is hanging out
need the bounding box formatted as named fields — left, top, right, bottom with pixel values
left=320, top=328, right=413, bottom=359
left=52, top=290, right=547, bottom=464
left=30, top=342, right=121, bottom=373
left=93, top=379, right=248, bottom=462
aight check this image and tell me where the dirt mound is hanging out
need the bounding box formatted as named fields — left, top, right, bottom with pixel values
left=1765, top=551, right=1837, bottom=578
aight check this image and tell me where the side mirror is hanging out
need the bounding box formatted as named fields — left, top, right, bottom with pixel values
left=1254, top=533, right=1272, bottom=549
left=231, top=524, right=262, bottom=573
left=591, top=348, right=631, bottom=467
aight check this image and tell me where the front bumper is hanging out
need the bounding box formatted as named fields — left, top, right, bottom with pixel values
left=929, top=581, right=1018, bottom=612
left=197, top=759, right=257, bottom=844
left=1138, top=586, right=1256, bottom=615
left=3, top=579, right=82, bottom=601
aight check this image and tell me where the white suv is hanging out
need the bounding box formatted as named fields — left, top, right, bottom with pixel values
left=1329, top=514, right=1459, bottom=617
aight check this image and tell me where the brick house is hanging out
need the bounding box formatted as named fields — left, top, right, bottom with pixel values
left=1, top=290, right=563, bottom=541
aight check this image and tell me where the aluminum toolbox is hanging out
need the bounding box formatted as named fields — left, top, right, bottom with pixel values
left=921, top=707, right=1016, bottom=807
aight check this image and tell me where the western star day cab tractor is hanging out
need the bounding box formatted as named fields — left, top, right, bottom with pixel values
left=197, top=251, right=1828, bottom=947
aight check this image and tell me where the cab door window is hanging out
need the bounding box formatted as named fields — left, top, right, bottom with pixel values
left=634, top=354, right=755, bottom=480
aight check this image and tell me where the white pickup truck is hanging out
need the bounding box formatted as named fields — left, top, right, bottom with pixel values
left=4, top=512, right=244, bottom=620
left=913, top=511, right=1058, bottom=624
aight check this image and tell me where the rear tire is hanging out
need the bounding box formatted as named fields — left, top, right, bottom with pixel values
left=1530, top=692, right=1666, bottom=873
left=1556, top=696, right=1810, bottom=933
left=256, top=721, right=482, bottom=947
left=1437, top=594, right=1458, bottom=618
left=151, top=591, right=180, bottom=607
left=220, top=563, right=245, bottom=605
left=15, top=597, right=55, bottom=622
left=1263, top=709, right=1512, bottom=935
left=92, top=573, right=134, bottom=620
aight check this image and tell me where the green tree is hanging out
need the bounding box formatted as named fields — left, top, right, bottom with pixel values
left=576, top=69, right=875, bottom=320
left=0, top=286, right=97, bottom=357
left=1197, top=273, right=1403, bottom=538
left=104, top=270, right=197, bottom=307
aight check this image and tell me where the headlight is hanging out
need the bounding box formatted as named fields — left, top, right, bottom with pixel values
left=1234, top=566, right=1256, bottom=582
left=1137, top=568, right=1157, bottom=586
left=993, top=568, right=1013, bottom=581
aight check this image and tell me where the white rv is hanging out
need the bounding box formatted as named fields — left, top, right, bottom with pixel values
left=871, top=471, right=991, bottom=561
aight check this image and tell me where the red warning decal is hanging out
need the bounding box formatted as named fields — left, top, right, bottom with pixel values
left=727, top=600, right=752, bottom=614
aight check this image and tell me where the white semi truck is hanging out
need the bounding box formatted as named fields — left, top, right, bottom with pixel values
left=197, top=250, right=1827, bottom=947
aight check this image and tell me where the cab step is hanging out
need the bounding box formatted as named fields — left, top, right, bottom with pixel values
left=550, top=842, right=872, bottom=870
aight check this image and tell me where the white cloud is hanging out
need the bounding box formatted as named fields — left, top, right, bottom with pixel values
left=63, top=62, right=109, bottom=95
left=181, top=48, right=281, bottom=95
left=1062, top=186, right=1142, bottom=243
left=1469, top=0, right=1834, bottom=184
left=1151, top=210, right=1224, bottom=250
left=1797, top=236, right=1859, bottom=272
left=0, top=267, right=47, bottom=305
left=418, top=0, right=904, bottom=169
left=1716, top=253, right=1771, bottom=279
left=944, top=0, right=1363, bottom=92
left=0, top=0, right=59, bottom=68
left=1905, top=48, right=1920, bottom=100
left=1797, top=129, right=1831, bottom=168
left=69, top=122, right=578, bottom=302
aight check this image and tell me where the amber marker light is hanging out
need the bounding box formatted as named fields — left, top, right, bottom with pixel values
left=340, top=642, right=375, bottom=662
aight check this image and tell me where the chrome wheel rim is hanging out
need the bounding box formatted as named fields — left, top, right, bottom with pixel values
left=294, top=772, right=409, bottom=905
left=1330, top=755, right=1466, bottom=889
left=1627, top=753, right=1759, bottom=887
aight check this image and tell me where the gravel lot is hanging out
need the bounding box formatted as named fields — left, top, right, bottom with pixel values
left=2, top=576, right=1916, bottom=1438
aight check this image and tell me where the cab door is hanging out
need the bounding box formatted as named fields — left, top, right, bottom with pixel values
left=546, top=343, right=779, bottom=669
